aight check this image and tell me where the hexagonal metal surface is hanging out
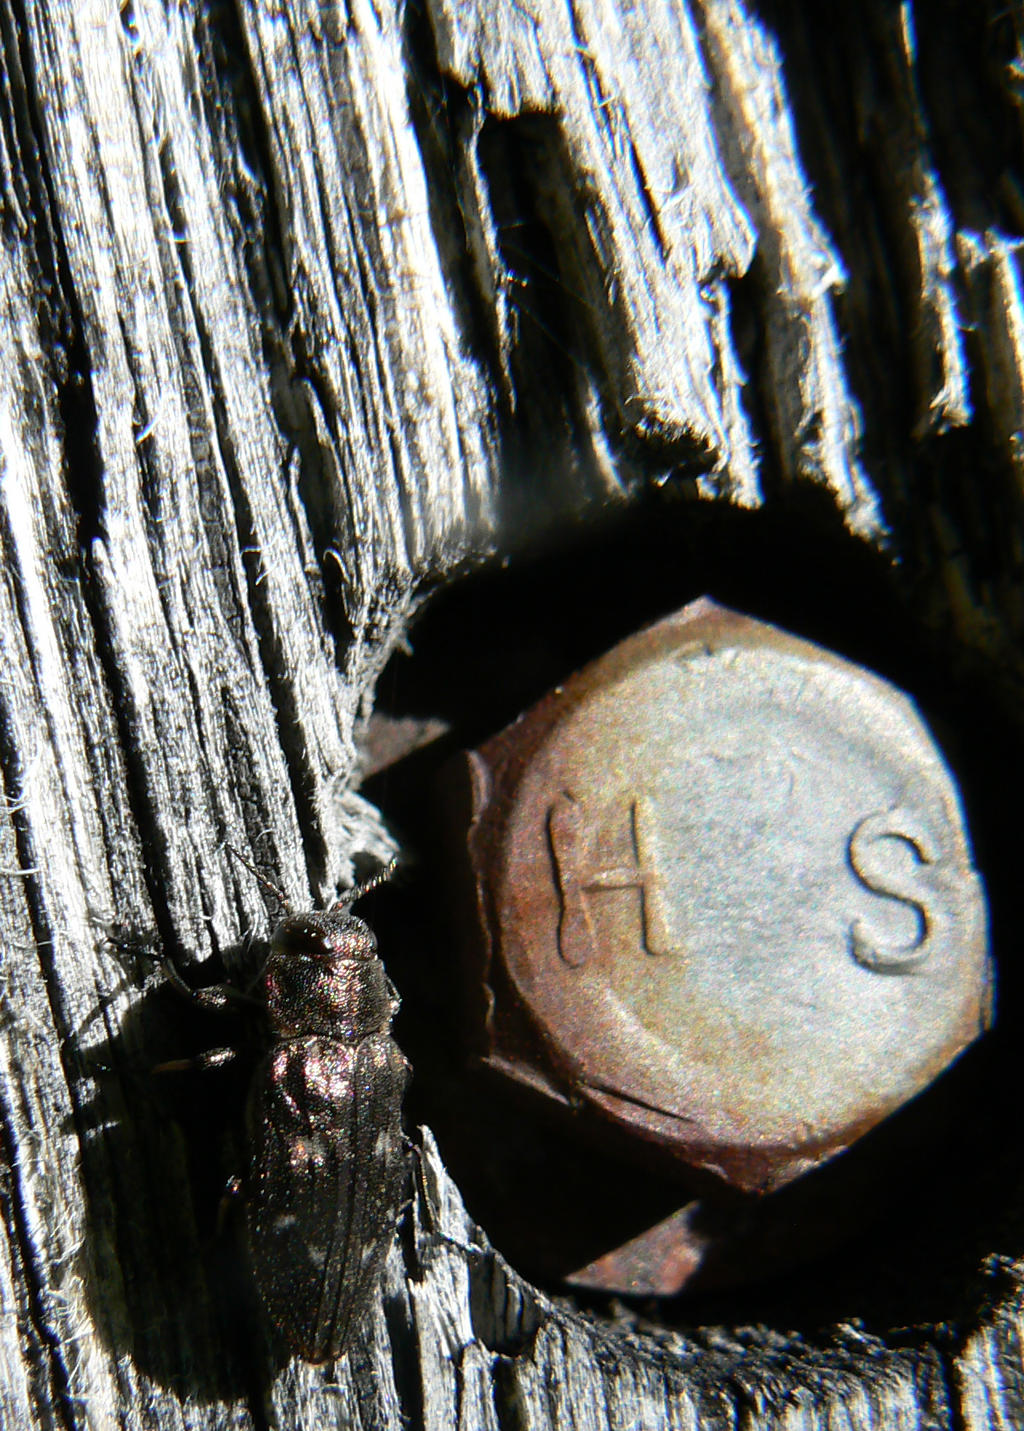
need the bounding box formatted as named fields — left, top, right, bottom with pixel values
left=461, top=598, right=992, bottom=1194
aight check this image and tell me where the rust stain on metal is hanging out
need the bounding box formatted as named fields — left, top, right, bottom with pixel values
left=458, top=597, right=992, bottom=1201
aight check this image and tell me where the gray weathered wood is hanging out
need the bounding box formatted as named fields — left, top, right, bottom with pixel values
left=0, top=0, right=1020, bottom=1426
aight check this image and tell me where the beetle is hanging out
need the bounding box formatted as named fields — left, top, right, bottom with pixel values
left=161, top=856, right=409, bottom=1362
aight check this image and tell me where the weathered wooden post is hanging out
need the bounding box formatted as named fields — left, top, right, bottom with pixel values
left=0, top=0, right=1019, bottom=1424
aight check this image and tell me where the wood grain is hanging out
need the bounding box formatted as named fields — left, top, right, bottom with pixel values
left=0, top=0, right=1020, bottom=1425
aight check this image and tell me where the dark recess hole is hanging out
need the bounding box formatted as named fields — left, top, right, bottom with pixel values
left=361, top=489, right=1021, bottom=1339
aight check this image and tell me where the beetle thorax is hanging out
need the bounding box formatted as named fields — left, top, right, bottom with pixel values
left=264, top=913, right=396, bottom=1041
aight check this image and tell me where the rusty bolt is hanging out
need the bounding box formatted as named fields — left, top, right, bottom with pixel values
left=455, top=597, right=992, bottom=1199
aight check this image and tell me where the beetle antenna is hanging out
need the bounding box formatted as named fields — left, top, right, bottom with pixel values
left=225, top=844, right=290, bottom=913
left=334, top=857, right=399, bottom=910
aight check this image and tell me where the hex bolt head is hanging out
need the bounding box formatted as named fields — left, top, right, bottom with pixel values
left=457, top=598, right=992, bottom=1196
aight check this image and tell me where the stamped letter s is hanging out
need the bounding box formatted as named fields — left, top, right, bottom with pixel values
left=847, top=809, right=941, bottom=974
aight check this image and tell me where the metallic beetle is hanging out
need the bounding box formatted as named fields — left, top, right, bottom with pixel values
left=168, top=860, right=409, bottom=1361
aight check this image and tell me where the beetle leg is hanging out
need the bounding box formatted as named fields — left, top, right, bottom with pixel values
left=153, top=1046, right=238, bottom=1074
left=217, top=1173, right=245, bottom=1234
left=159, top=960, right=261, bottom=1010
